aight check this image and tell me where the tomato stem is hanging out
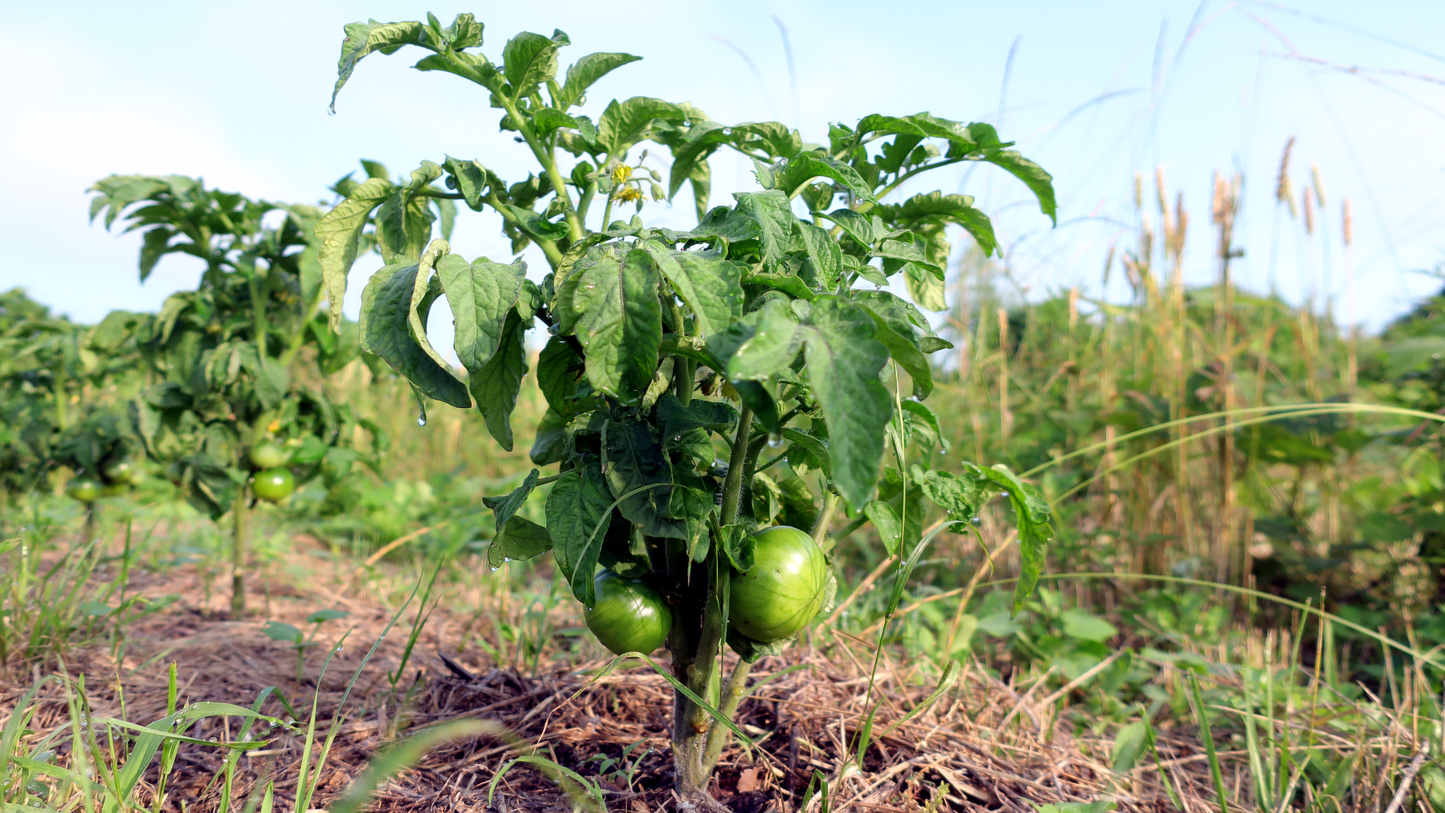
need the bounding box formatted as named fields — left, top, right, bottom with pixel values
left=230, top=481, right=249, bottom=617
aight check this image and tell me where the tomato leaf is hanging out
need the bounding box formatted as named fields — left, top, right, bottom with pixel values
left=783, top=429, right=832, bottom=481
left=489, top=516, right=552, bottom=568
left=767, top=153, right=876, bottom=203
left=718, top=524, right=755, bottom=573
left=530, top=408, right=568, bottom=466
left=358, top=261, right=470, bottom=408
left=657, top=393, right=738, bottom=438
left=667, top=484, right=715, bottom=562
left=727, top=300, right=801, bottom=381
left=976, top=465, right=1055, bottom=612
left=819, top=209, right=886, bottom=248
left=435, top=254, right=526, bottom=373
left=982, top=150, right=1056, bottom=225
left=864, top=500, right=902, bottom=557
left=913, top=466, right=988, bottom=517
left=858, top=305, right=933, bottom=398
left=501, top=204, right=569, bottom=242
left=640, top=243, right=744, bottom=337
left=573, top=249, right=662, bottom=404
left=603, top=419, right=685, bottom=539
left=317, top=178, right=395, bottom=331
left=803, top=298, right=891, bottom=509
left=442, top=156, right=495, bottom=212
left=797, top=223, right=843, bottom=292
left=470, top=309, right=529, bottom=451
left=557, top=52, right=642, bottom=110
left=537, top=336, right=583, bottom=416
left=546, top=462, right=613, bottom=604
left=734, top=190, right=794, bottom=267
left=406, top=241, right=458, bottom=373
left=502, top=31, right=561, bottom=100
left=332, top=20, right=427, bottom=111
left=881, top=190, right=997, bottom=257
left=483, top=468, right=540, bottom=532
left=597, top=97, right=685, bottom=157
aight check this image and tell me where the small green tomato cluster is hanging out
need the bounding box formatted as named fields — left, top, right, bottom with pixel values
left=247, top=441, right=295, bottom=503
left=582, top=525, right=827, bottom=657
left=66, top=455, right=147, bottom=504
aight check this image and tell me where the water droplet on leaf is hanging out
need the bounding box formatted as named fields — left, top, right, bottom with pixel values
left=767, top=433, right=783, bottom=448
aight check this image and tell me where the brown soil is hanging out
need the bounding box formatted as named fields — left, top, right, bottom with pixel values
left=1, top=562, right=1229, bottom=813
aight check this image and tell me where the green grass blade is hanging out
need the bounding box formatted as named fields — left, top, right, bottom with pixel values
left=1186, top=670, right=1229, bottom=813
left=333, top=719, right=518, bottom=813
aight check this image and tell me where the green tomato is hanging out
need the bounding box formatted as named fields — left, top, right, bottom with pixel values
left=66, top=478, right=101, bottom=504
left=585, top=570, right=672, bottom=656
left=102, top=459, right=133, bottom=485
left=250, top=467, right=295, bottom=503
left=249, top=441, right=289, bottom=470
left=729, top=525, right=827, bottom=643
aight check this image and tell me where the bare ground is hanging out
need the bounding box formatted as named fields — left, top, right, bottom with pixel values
left=1, top=561, right=1233, bottom=813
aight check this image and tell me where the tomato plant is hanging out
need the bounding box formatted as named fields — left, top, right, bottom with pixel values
left=88, top=175, right=382, bottom=616
left=0, top=289, right=143, bottom=526
left=321, top=13, right=1056, bottom=800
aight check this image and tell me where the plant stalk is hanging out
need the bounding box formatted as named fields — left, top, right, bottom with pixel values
left=720, top=406, right=754, bottom=527
left=230, top=483, right=249, bottom=617
left=669, top=404, right=755, bottom=798
left=702, top=658, right=753, bottom=770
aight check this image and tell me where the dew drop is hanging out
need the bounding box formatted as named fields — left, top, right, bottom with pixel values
left=489, top=566, right=500, bottom=572
left=503, top=557, right=513, bottom=563
left=970, top=515, right=981, bottom=525
left=585, top=607, right=594, bottom=612
left=767, top=433, right=783, bottom=448
left=417, top=403, right=428, bottom=427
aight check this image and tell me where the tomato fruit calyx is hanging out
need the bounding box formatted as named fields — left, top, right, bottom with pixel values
left=585, top=570, right=673, bottom=656
left=251, top=467, right=296, bottom=503
left=248, top=441, right=289, bottom=470
left=729, top=525, right=828, bottom=644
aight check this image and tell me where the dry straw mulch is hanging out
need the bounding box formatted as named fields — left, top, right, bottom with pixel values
left=1, top=563, right=1233, bottom=813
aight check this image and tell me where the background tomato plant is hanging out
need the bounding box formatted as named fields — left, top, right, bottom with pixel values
left=88, top=176, right=383, bottom=615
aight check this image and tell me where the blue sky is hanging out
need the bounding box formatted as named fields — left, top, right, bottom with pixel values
left=3, top=0, right=1443, bottom=335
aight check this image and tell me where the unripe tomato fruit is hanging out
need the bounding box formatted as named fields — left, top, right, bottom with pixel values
left=103, top=459, right=132, bottom=484
left=251, top=467, right=295, bottom=502
left=67, top=478, right=101, bottom=504
left=729, top=525, right=827, bottom=643
left=249, top=441, right=289, bottom=470
left=585, top=570, right=672, bottom=655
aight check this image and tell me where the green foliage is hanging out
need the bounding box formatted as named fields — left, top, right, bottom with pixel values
left=0, top=289, right=145, bottom=503
left=88, top=175, right=376, bottom=521
left=318, top=12, right=1056, bottom=797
